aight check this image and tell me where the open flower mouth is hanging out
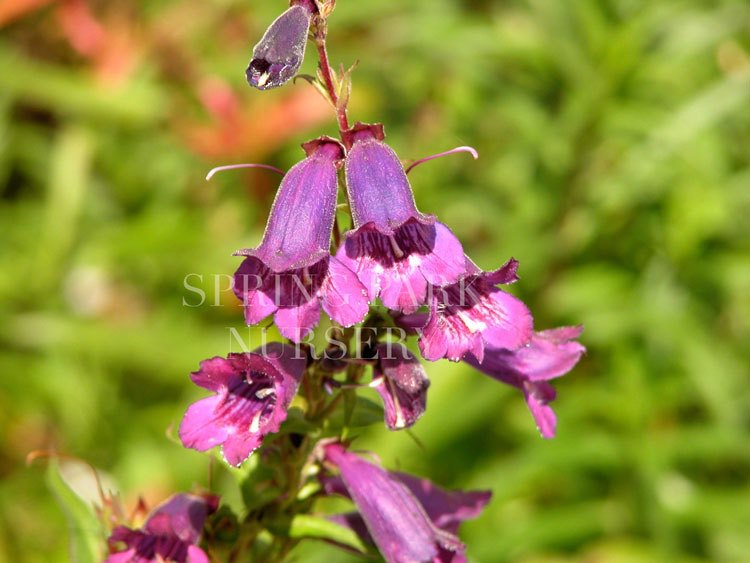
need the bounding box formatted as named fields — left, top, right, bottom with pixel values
left=219, top=369, right=279, bottom=436
left=346, top=221, right=438, bottom=268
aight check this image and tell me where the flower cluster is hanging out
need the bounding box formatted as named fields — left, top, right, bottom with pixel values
left=106, top=2, right=586, bottom=561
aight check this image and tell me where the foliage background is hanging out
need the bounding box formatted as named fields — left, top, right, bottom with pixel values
left=1, top=0, right=749, bottom=561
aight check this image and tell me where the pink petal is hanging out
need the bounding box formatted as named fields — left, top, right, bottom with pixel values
left=178, top=396, right=227, bottom=451
left=274, top=298, right=321, bottom=342
left=321, top=256, right=370, bottom=327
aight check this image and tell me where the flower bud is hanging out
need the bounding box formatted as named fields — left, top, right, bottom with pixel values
left=246, top=3, right=314, bottom=90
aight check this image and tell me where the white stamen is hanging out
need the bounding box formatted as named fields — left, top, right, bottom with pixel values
left=255, top=388, right=275, bottom=399
left=249, top=411, right=263, bottom=434
left=388, top=235, right=404, bottom=259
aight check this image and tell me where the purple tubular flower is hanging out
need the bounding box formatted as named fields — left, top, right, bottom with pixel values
left=371, top=342, right=429, bottom=430
left=335, top=123, right=465, bottom=314
left=322, top=443, right=490, bottom=563
left=464, top=326, right=586, bottom=438
left=417, top=257, right=534, bottom=363
left=246, top=2, right=314, bottom=90
left=233, top=138, right=369, bottom=342
left=179, top=343, right=306, bottom=466
left=106, top=493, right=219, bottom=563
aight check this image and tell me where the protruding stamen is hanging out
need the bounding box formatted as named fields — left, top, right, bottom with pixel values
left=302, top=267, right=312, bottom=285
left=205, top=163, right=285, bottom=181
left=405, top=145, right=479, bottom=175
left=388, top=235, right=404, bottom=259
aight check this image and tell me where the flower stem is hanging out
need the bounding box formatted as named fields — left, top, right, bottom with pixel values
left=315, top=29, right=349, bottom=133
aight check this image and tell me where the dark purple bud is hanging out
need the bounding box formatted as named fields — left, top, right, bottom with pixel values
left=246, top=3, right=314, bottom=90
left=106, top=493, right=219, bottom=563
left=371, top=343, right=429, bottom=430
left=464, top=326, right=585, bottom=438
left=179, top=343, right=306, bottom=466
left=336, top=123, right=465, bottom=313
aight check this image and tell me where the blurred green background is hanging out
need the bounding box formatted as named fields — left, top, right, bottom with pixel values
left=1, top=0, right=749, bottom=561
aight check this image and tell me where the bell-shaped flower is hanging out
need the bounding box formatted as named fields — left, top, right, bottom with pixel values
left=106, top=493, right=219, bottom=563
left=245, top=1, right=315, bottom=90
left=464, top=326, right=585, bottom=438
left=233, top=138, right=369, bottom=342
left=370, top=342, right=429, bottom=430
left=322, top=443, right=490, bottom=563
left=417, top=257, right=533, bottom=363
left=335, top=123, right=465, bottom=314
left=179, top=343, right=306, bottom=466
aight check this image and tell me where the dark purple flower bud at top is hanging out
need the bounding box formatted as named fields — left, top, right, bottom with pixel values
left=371, top=342, right=429, bottom=430
left=179, top=343, right=306, bottom=466
left=418, top=257, right=534, bottom=363
left=336, top=123, right=465, bottom=314
left=322, top=444, right=490, bottom=563
left=106, top=493, right=219, bottom=563
left=234, top=138, right=369, bottom=342
left=464, top=326, right=585, bottom=438
left=246, top=2, right=315, bottom=90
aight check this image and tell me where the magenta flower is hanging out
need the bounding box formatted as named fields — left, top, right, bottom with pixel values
left=323, top=443, right=490, bottom=563
left=417, top=257, right=533, bottom=363
left=371, top=342, right=430, bottom=430
left=106, top=493, right=219, bottom=563
left=465, top=326, right=586, bottom=438
left=246, top=2, right=315, bottom=90
left=179, top=343, right=306, bottom=466
left=335, top=123, right=465, bottom=314
left=233, top=138, right=369, bottom=342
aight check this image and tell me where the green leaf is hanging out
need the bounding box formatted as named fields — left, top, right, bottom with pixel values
left=328, top=395, right=384, bottom=433
left=277, top=514, right=369, bottom=554
left=46, top=460, right=102, bottom=563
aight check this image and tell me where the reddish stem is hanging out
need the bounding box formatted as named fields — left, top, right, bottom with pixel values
left=316, top=37, right=349, bottom=133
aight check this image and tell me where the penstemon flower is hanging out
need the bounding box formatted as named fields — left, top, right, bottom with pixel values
left=370, top=342, right=430, bottom=430
left=322, top=442, right=490, bottom=563
left=417, top=257, right=534, bottom=363
left=106, top=493, right=218, bottom=563
left=335, top=123, right=466, bottom=313
left=233, top=138, right=369, bottom=342
left=179, top=343, right=306, bottom=466
left=464, top=326, right=586, bottom=438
